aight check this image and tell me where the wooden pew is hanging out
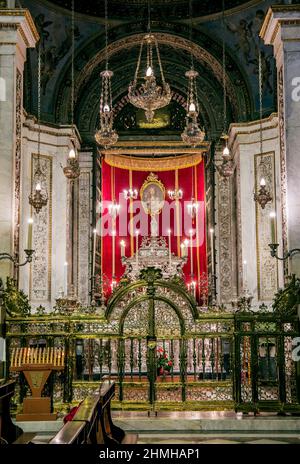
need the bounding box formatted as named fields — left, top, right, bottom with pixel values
left=0, top=380, right=23, bottom=444
left=50, top=380, right=138, bottom=445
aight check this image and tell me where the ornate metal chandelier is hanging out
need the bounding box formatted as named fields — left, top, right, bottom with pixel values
left=216, top=134, right=235, bottom=178
left=29, top=43, right=48, bottom=214
left=181, top=1, right=205, bottom=147
left=63, top=0, right=80, bottom=182
left=181, top=70, right=205, bottom=147
left=216, top=1, right=234, bottom=179
left=95, top=0, right=118, bottom=148
left=128, top=2, right=171, bottom=122
left=254, top=50, right=272, bottom=209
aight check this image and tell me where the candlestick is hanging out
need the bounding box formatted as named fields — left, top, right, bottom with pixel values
left=27, top=218, right=33, bottom=250
left=120, top=240, right=126, bottom=258
left=210, top=228, right=215, bottom=276
left=112, top=229, right=116, bottom=277
left=243, top=260, right=248, bottom=287
left=136, top=231, right=139, bottom=267
left=92, top=228, right=97, bottom=276
left=189, top=230, right=194, bottom=276
left=168, top=229, right=172, bottom=265
left=64, top=262, right=68, bottom=296
left=270, top=212, right=276, bottom=243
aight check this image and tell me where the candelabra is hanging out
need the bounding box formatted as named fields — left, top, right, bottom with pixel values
left=0, top=249, right=35, bottom=267
left=268, top=243, right=300, bottom=261
left=168, top=189, right=183, bottom=201
left=123, top=189, right=138, bottom=200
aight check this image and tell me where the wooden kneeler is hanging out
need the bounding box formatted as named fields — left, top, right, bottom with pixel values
left=10, top=347, right=65, bottom=421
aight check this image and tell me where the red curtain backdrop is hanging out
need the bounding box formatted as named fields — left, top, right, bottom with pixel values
left=100, top=159, right=207, bottom=301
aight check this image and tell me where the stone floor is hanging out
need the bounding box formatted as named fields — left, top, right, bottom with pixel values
left=15, top=411, right=300, bottom=445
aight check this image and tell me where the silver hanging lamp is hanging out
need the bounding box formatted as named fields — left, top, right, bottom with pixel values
left=95, top=0, right=118, bottom=148
left=29, top=42, right=48, bottom=214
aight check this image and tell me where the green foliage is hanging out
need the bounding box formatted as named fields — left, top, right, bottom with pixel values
left=1, top=277, right=31, bottom=317
left=272, top=274, right=300, bottom=316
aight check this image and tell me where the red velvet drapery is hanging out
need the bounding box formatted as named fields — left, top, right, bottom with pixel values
left=100, top=158, right=207, bottom=301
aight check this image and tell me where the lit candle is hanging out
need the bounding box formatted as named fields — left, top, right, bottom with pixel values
left=260, top=177, right=266, bottom=187
left=120, top=240, right=126, bottom=258
left=181, top=243, right=185, bottom=258
left=136, top=230, right=139, bottom=267
left=92, top=228, right=97, bottom=276
left=190, top=230, right=194, bottom=276
left=270, top=212, right=276, bottom=244
left=210, top=228, right=215, bottom=276
left=64, top=262, right=68, bottom=296
left=112, top=229, right=116, bottom=277
left=27, top=218, right=33, bottom=250
left=168, top=229, right=172, bottom=265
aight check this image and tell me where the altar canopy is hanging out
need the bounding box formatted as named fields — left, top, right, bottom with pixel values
left=100, top=156, right=207, bottom=301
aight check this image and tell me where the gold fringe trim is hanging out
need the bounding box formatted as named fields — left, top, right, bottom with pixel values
left=104, top=153, right=203, bottom=172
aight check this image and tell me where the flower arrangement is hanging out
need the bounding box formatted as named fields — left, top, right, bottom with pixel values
left=273, top=274, right=300, bottom=316
left=157, top=347, right=173, bottom=376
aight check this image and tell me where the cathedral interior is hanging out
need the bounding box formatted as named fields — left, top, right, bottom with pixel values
left=0, top=0, right=300, bottom=447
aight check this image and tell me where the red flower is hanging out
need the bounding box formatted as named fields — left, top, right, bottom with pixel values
left=168, top=361, right=172, bottom=366
left=164, top=354, right=167, bottom=358
left=159, top=367, right=164, bottom=375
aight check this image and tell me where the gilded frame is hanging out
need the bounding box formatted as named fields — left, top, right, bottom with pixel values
left=140, top=173, right=165, bottom=216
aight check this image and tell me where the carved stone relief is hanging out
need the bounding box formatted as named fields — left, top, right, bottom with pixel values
left=278, top=68, right=288, bottom=277
left=217, top=174, right=237, bottom=303
left=14, top=70, right=22, bottom=270
left=30, top=155, right=52, bottom=302
left=77, top=171, right=91, bottom=305
left=254, top=152, right=278, bottom=300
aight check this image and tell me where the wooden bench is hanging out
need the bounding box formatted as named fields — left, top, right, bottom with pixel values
left=0, top=380, right=23, bottom=444
left=49, top=380, right=138, bottom=445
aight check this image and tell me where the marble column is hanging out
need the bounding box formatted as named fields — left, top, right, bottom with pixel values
left=261, top=6, right=300, bottom=276
left=0, top=9, right=38, bottom=280
left=214, top=146, right=238, bottom=306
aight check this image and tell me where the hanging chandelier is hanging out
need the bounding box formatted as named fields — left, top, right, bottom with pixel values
left=63, top=0, right=80, bottom=182
left=216, top=1, right=234, bottom=179
left=254, top=177, right=272, bottom=209
left=168, top=189, right=183, bottom=201
left=95, top=70, right=118, bottom=148
left=128, top=1, right=171, bottom=122
left=95, top=0, right=118, bottom=148
left=254, top=50, right=272, bottom=209
left=29, top=42, right=48, bottom=214
left=181, top=69, right=205, bottom=147
left=181, top=1, right=205, bottom=147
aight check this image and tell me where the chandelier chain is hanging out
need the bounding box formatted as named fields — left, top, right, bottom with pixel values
left=105, top=0, right=108, bottom=71
left=189, top=0, right=194, bottom=70
left=155, top=40, right=166, bottom=85
left=259, top=48, right=263, bottom=158
left=222, top=0, right=227, bottom=134
left=37, top=40, right=41, bottom=165
left=71, top=0, right=75, bottom=130
left=148, top=0, right=151, bottom=33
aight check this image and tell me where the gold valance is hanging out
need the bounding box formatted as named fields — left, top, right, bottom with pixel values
left=104, top=152, right=203, bottom=171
